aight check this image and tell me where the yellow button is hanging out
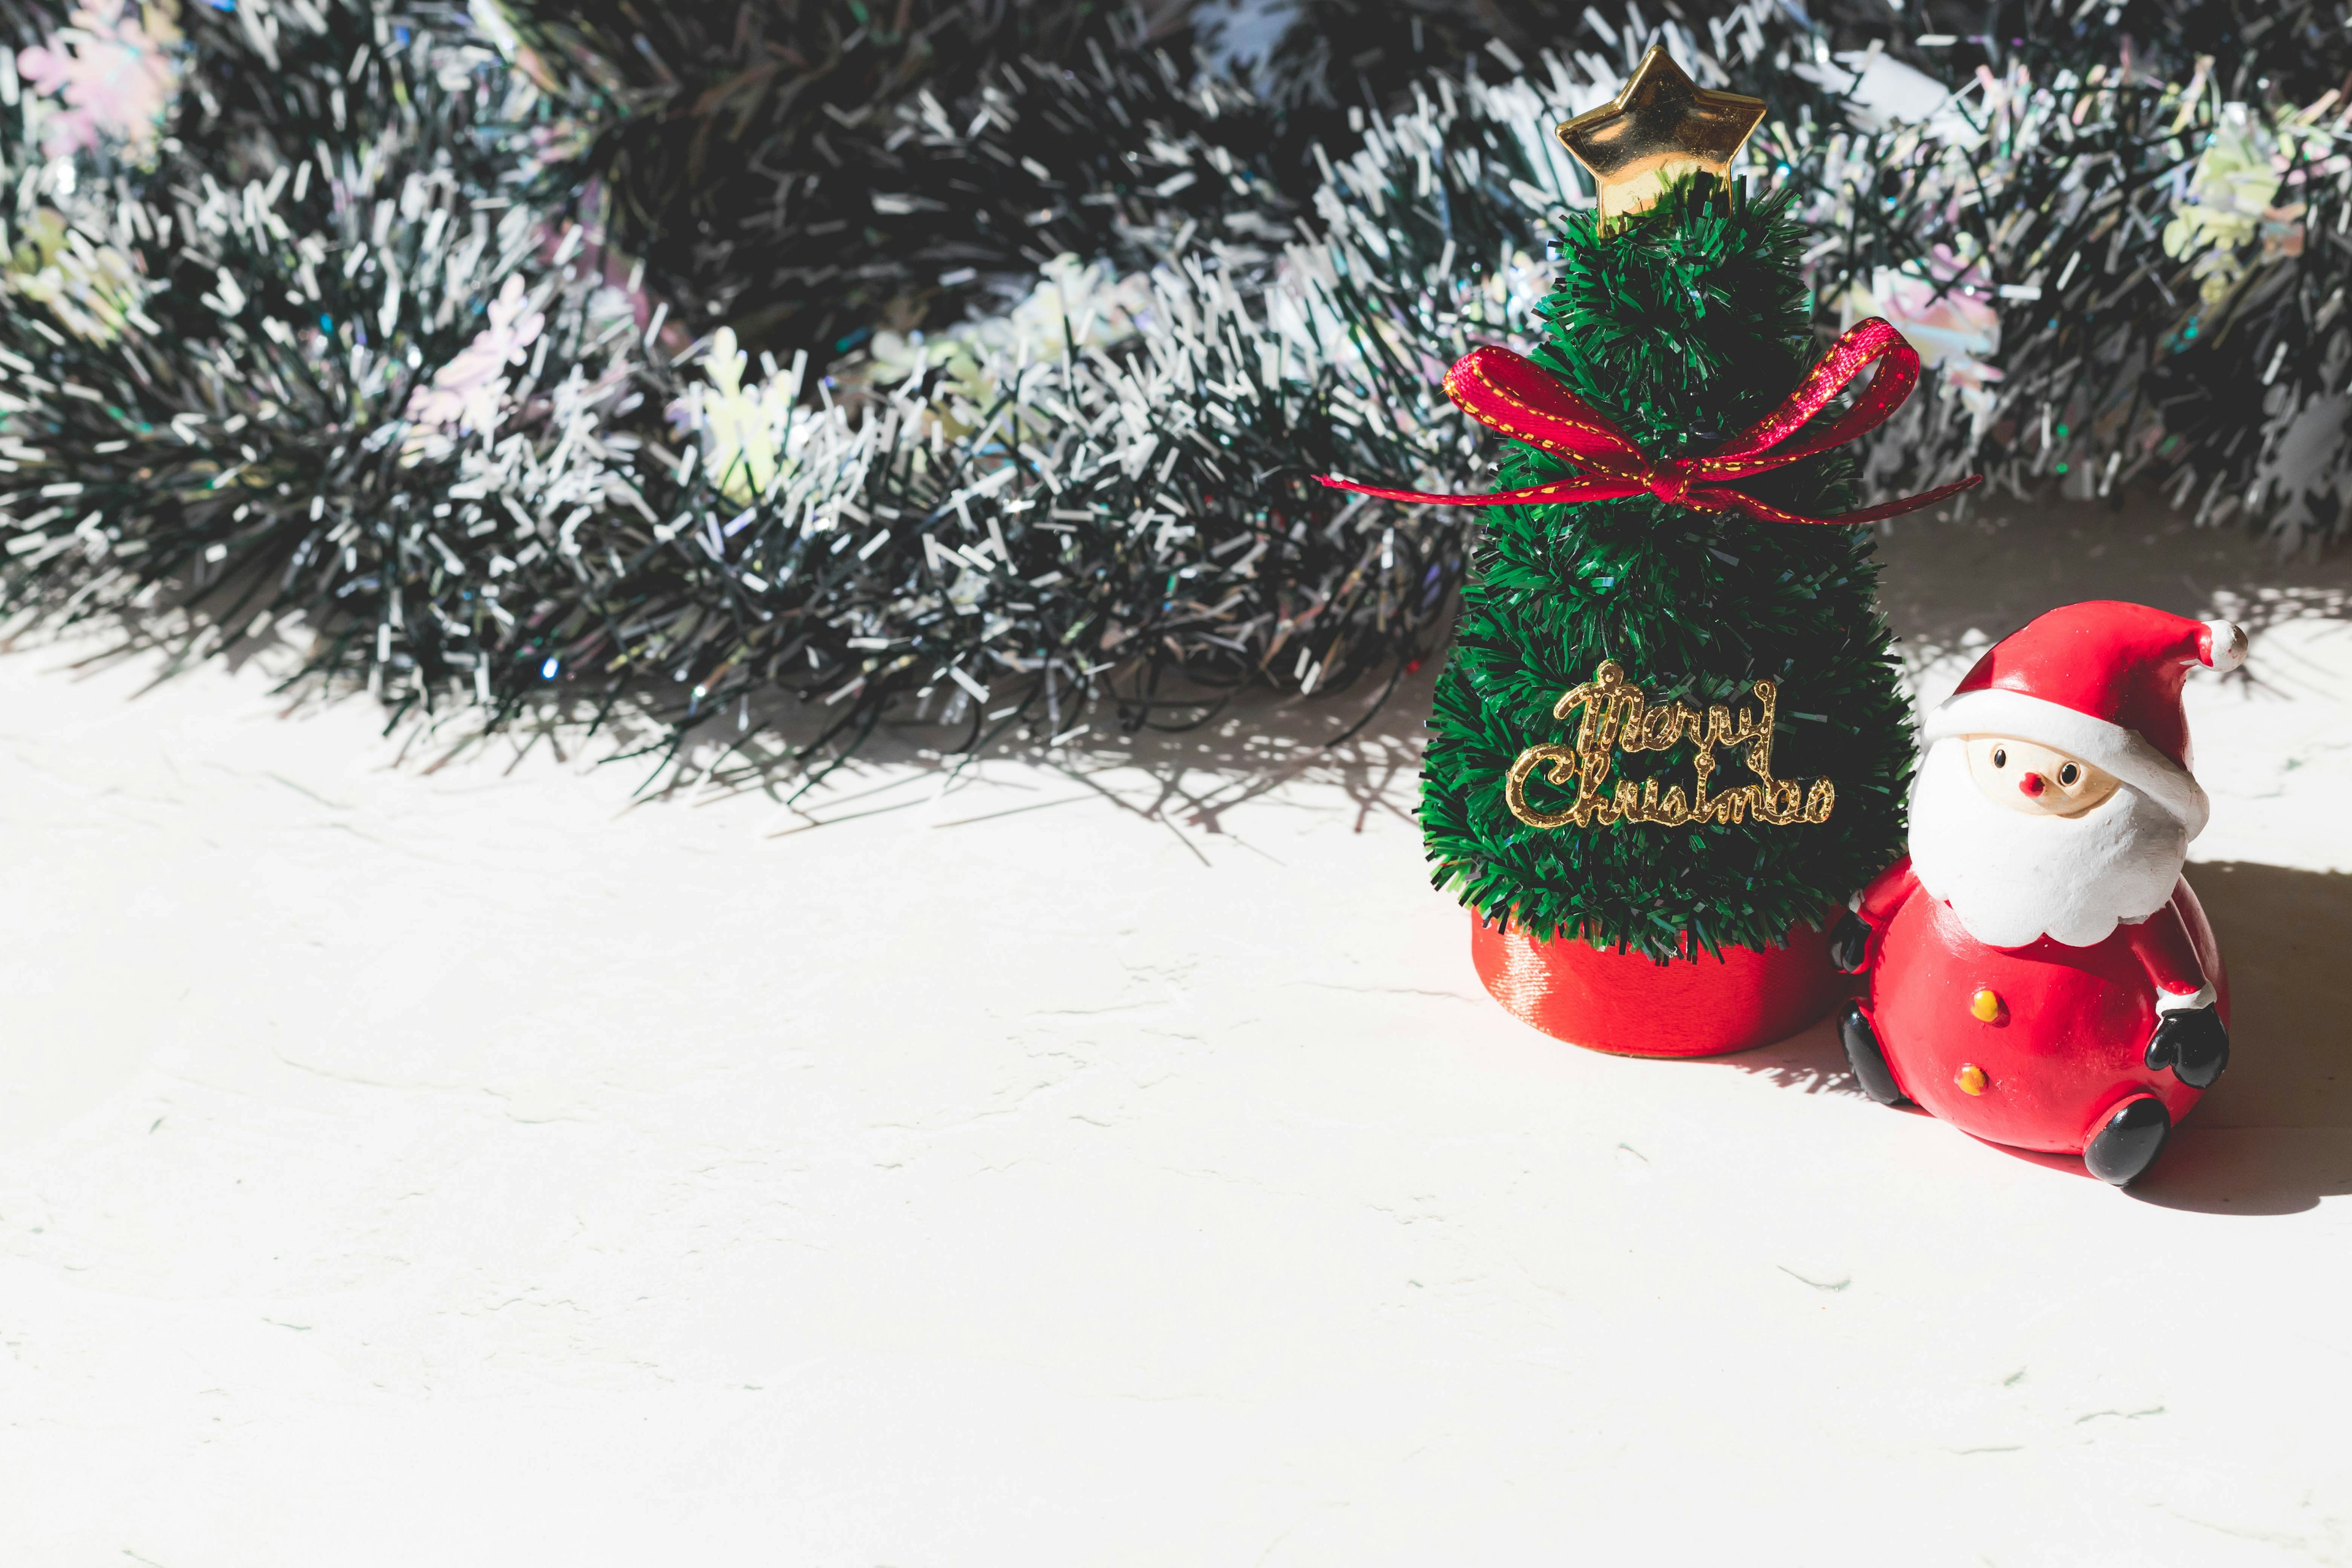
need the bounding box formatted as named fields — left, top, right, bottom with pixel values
left=1956, top=1063, right=1988, bottom=1096
left=1970, top=988, right=2006, bottom=1023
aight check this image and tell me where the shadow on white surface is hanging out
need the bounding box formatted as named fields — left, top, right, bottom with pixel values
left=1874, top=489, right=2352, bottom=660
left=1699, top=1009, right=1870, bottom=1098
left=2130, top=862, right=2352, bottom=1216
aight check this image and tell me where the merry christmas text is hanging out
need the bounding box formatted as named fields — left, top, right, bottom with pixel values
left=1505, top=660, right=1836, bottom=829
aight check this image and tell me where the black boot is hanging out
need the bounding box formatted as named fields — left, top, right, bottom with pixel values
left=1838, top=1001, right=1905, bottom=1106
left=2084, top=1095, right=2171, bottom=1186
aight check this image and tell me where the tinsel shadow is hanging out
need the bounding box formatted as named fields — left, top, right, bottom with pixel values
left=1876, top=486, right=2352, bottom=662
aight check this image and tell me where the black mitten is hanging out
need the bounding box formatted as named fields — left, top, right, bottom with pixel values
left=1827, top=910, right=1871, bottom=974
left=2145, top=1003, right=2230, bottom=1090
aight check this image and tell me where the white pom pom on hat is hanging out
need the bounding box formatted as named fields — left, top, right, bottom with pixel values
left=2203, top=618, right=2248, bottom=673
left=1920, top=601, right=2246, bottom=840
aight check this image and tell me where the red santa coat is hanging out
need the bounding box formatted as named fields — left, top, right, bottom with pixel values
left=1855, top=857, right=2228, bottom=1153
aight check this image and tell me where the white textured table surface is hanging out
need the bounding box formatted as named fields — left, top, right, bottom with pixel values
left=4, top=500, right=2352, bottom=1565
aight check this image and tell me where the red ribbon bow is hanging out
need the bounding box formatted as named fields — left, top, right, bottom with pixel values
left=1318, top=317, right=1980, bottom=527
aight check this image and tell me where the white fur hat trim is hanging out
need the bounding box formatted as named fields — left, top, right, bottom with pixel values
left=1919, top=688, right=2211, bottom=839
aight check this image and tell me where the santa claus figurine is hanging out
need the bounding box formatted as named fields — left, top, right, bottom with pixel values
left=1829, top=601, right=2246, bottom=1186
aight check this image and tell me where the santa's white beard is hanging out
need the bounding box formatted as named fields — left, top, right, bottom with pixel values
left=1907, top=737, right=2188, bottom=949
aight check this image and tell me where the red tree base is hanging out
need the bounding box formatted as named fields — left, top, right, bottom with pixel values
left=1469, top=913, right=1842, bottom=1058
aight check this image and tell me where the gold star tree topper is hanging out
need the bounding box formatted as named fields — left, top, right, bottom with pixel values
left=1555, top=45, right=1768, bottom=223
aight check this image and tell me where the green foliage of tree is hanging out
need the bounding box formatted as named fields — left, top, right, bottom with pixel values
left=1420, top=176, right=1913, bottom=962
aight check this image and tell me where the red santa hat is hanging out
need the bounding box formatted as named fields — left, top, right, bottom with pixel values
left=1918, top=601, right=2245, bottom=838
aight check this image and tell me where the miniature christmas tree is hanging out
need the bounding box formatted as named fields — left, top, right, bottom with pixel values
left=1327, top=46, right=1975, bottom=1049
left=1419, top=159, right=1917, bottom=959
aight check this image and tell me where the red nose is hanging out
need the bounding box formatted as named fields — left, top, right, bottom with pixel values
left=2019, top=772, right=2046, bottom=797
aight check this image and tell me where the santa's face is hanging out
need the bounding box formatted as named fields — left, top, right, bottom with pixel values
left=1908, top=735, right=2187, bottom=950
left=1961, top=735, right=2120, bottom=818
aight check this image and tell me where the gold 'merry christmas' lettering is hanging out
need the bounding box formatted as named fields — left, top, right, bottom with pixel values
left=1504, top=660, right=1836, bottom=830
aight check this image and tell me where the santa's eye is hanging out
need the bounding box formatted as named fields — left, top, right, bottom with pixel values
left=1991, top=747, right=2007, bottom=769
left=2058, top=762, right=2081, bottom=786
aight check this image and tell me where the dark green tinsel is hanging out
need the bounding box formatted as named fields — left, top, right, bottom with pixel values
left=491, top=0, right=1233, bottom=363
left=9, top=0, right=2347, bottom=788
